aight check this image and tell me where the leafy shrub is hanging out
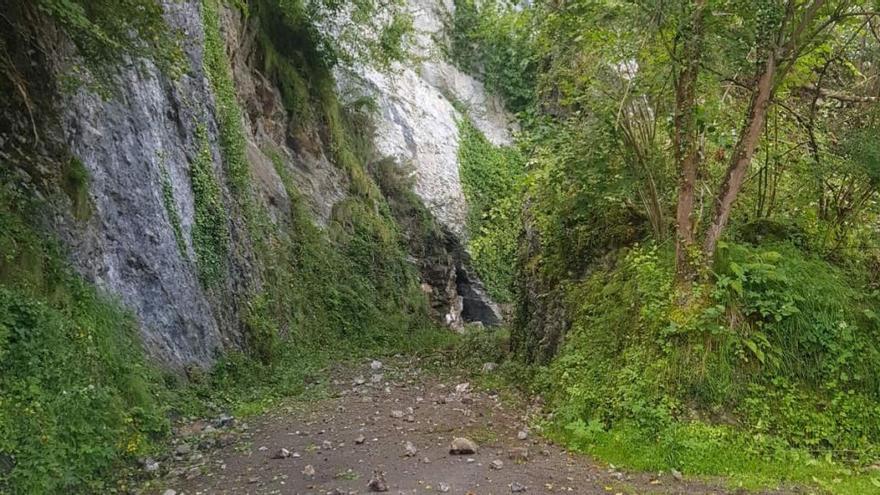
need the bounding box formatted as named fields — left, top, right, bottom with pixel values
left=543, top=242, right=880, bottom=465
left=457, top=118, right=525, bottom=301
left=450, top=0, right=537, bottom=113
left=0, top=182, right=168, bottom=493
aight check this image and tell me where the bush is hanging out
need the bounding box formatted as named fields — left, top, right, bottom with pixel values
left=0, top=183, right=168, bottom=493
left=543, top=242, right=880, bottom=464
left=450, top=0, right=538, bottom=113
left=457, top=118, right=525, bottom=302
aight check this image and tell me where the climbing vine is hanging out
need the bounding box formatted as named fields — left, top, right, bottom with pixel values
left=457, top=118, right=524, bottom=302
left=158, top=157, right=188, bottom=261
left=200, top=0, right=251, bottom=199
left=190, top=124, right=229, bottom=286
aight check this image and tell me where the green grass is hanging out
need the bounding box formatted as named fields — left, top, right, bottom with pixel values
left=553, top=420, right=880, bottom=494
left=0, top=181, right=169, bottom=493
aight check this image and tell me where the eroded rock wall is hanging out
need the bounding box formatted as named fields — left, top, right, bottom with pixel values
left=0, top=0, right=505, bottom=371
left=334, top=0, right=517, bottom=239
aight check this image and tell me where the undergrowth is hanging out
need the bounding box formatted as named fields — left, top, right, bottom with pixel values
left=535, top=242, right=880, bottom=494
left=0, top=179, right=169, bottom=493
left=457, top=118, right=524, bottom=302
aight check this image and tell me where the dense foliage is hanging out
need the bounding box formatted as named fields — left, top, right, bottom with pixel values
left=453, top=0, right=880, bottom=492
left=5, top=0, right=880, bottom=492
left=0, top=179, right=169, bottom=492
left=457, top=119, right=525, bottom=301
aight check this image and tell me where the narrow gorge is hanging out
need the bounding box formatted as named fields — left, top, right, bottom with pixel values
left=4, top=1, right=880, bottom=494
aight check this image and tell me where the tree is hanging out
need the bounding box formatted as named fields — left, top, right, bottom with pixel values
left=671, top=0, right=878, bottom=284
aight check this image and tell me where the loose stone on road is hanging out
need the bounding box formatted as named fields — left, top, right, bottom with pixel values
left=148, top=357, right=783, bottom=494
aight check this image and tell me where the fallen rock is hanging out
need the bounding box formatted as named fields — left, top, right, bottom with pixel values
left=213, top=414, right=235, bottom=429
left=508, top=447, right=529, bottom=462
left=390, top=410, right=405, bottom=419
left=355, top=434, right=366, bottom=444
left=371, top=360, right=383, bottom=370
left=404, top=441, right=418, bottom=457
left=368, top=470, right=388, bottom=492
left=671, top=469, right=683, bottom=481
left=455, top=383, right=471, bottom=394
left=271, top=448, right=291, bottom=459
left=143, top=458, right=160, bottom=473
left=510, top=481, right=527, bottom=492
left=450, top=437, right=478, bottom=455
left=490, top=459, right=504, bottom=470
left=438, top=482, right=450, bottom=492
left=303, top=464, right=316, bottom=480
left=517, top=430, right=529, bottom=440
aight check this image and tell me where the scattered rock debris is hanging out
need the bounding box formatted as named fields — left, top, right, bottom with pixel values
left=367, top=469, right=388, bottom=492
left=145, top=356, right=771, bottom=495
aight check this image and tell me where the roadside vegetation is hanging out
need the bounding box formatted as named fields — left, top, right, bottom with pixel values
left=451, top=1, right=880, bottom=493
left=3, top=0, right=880, bottom=493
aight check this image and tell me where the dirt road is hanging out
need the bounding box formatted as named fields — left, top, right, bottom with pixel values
left=146, top=357, right=788, bottom=495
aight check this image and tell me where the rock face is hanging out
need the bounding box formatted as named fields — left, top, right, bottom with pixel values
left=0, top=0, right=505, bottom=370
left=511, top=202, right=571, bottom=364
left=57, top=0, right=231, bottom=367
left=334, top=0, right=509, bottom=326
left=334, top=0, right=517, bottom=238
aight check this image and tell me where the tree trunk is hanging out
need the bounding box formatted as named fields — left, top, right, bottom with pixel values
left=673, top=0, right=707, bottom=283
left=702, top=54, right=777, bottom=263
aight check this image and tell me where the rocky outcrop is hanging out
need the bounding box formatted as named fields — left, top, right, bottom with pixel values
left=0, top=0, right=505, bottom=370
left=56, top=1, right=229, bottom=367
left=333, top=0, right=510, bottom=326
left=511, top=200, right=570, bottom=364
left=334, top=0, right=517, bottom=238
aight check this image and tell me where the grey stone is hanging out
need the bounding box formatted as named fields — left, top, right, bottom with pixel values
left=449, top=437, right=478, bottom=455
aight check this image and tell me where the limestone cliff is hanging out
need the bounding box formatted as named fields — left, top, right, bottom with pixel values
left=0, top=0, right=505, bottom=371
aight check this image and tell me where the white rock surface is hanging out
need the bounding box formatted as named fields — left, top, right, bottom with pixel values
left=334, top=0, right=516, bottom=238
